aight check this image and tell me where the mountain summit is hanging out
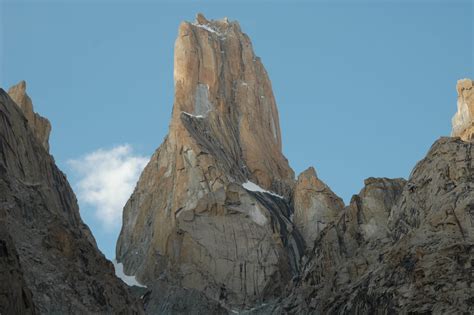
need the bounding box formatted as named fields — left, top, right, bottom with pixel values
left=116, top=13, right=305, bottom=308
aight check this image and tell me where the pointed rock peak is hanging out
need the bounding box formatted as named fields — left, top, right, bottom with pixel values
left=293, top=166, right=344, bottom=247
left=456, top=78, right=473, bottom=94
left=7, top=81, right=52, bottom=152
left=195, top=12, right=209, bottom=25
left=295, top=167, right=338, bottom=197
left=173, top=15, right=294, bottom=193
left=298, top=166, right=318, bottom=179
left=193, top=13, right=234, bottom=29
left=451, top=78, right=474, bottom=141
left=9, top=80, right=27, bottom=92
left=8, top=80, right=29, bottom=108
left=117, top=16, right=300, bottom=307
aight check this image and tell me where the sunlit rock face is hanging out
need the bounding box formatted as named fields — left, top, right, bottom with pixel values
left=0, top=84, right=143, bottom=314
left=7, top=81, right=51, bottom=152
left=292, top=167, right=345, bottom=248
left=171, top=13, right=294, bottom=192
left=452, top=78, right=474, bottom=141
left=116, top=13, right=302, bottom=308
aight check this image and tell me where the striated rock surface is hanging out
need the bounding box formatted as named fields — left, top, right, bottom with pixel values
left=7, top=81, right=51, bottom=152
left=0, top=221, right=36, bottom=315
left=292, top=167, right=344, bottom=248
left=0, top=86, right=142, bottom=314
left=172, top=13, right=294, bottom=193
left=141, top=280, right=228, bottom=314
left=264, top=138, right=473, bottom=314
left=117, top=14, right=302, bottom=309
left=452, top=78, right=474, bottom=141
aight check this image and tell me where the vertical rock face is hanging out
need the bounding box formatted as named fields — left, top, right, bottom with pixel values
left=268, top=138, right=473, bottom=314
left=292, top=167, right=344, bottom=247
left=7, top=81, right=51, bottom=152
left=275, top=177, right=406, bottom=313
left=0, top=86, right=142, bottom=314
left=452, top=78, right=474, bottom=141
left=117, top=14, right=302, bottom=308
left=0, top=223, right=36, bottom=315
left=172, top=13, right=294, bottom=193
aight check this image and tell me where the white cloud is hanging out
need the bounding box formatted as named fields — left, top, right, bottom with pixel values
left=68, top=144, right=148, bottom=229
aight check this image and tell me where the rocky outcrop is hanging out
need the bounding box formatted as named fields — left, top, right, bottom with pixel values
left=116, top=14, right=302, bottom=309
left=293, top=167, right=344, bottom=249
left=265, top=138, right=473, bottom=314
left=266, top=177, right=405, bottom=313
left=7, top=81, right=51, bottom=152
left=292, top=167, right=344, bottom=248
left=452, top=78, right=474, bottom=141
left=0, top=86, right=142, bottom=313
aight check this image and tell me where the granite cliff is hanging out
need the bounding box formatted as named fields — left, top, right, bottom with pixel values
left=0, top=83, right=143, bottom=314
left=452, top=78, right=474, bottom=141
left=117, top=14, right=474, bottom=314
left=116, top=13, right=304, bottom=309
left=264, top=137, right=473, bottom=314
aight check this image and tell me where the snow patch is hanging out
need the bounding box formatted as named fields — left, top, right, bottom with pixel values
left=182, top=111, right=204, bottom=119
left=113, top=260, right=147, bottom=288
left=270, top=115, right=277, bottom=141
left=193, top=23, right=220, bottom=35
left=242, top=181, right=283, bottom=198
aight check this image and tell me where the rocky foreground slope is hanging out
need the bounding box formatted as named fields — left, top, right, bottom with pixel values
left=264, top=137, right=473, bottom=314
left=0, top=82, right=142, bottom=314
left=116, top=14, right=474, bottom=314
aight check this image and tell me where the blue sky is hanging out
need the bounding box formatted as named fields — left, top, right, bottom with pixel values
left=1, top=0, right=472, bottom=259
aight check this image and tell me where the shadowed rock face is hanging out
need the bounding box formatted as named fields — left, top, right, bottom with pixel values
left=116, top=14, right=303, bottom=308
left=141, top=280, right=228, bottom=314
left=0, top=87, right=143, bottom=314
left=0, top=223, right=36, bottom=315
left=260, top=138, right=473, bottom=314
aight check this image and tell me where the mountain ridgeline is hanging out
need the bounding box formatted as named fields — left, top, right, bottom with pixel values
left=1, top=13, right=473, bottom=315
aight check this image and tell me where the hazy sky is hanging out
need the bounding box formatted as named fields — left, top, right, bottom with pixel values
left=1, top=0, right=473, bottom=259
